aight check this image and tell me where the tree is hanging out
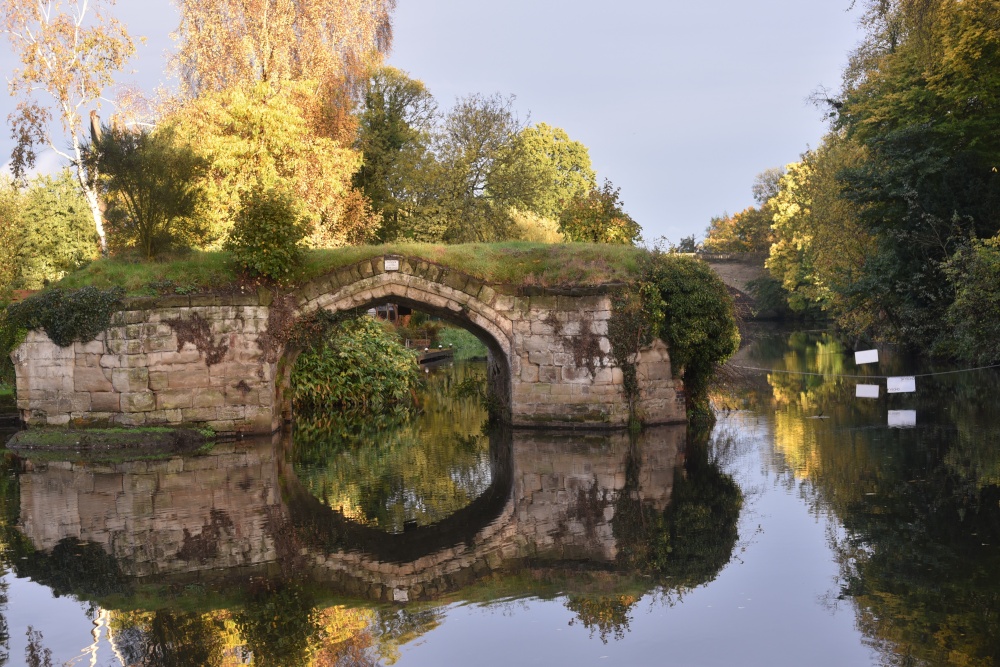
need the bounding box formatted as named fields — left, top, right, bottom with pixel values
left=825, top=0, right=1000, bottom=344
left=511, top=122, right=596, bottom=221
left=161, top=81, right=379, bottom=248
left=87, top=125, right=209, bottom=258
left=431, top=93, right=537, bottom=242
left=353, top=67, right=437, bottom=242
left=703, top=206, right=772, bottom=253
left=0, top=0, right=135, bottom=253
left=0, top=182, right=22, bottom=298
left=173, top=0, right=394, bottom=129
left=558, top=180, right=641, bottom=245
left=766, top=135, right=871, bottom=319
left=14, top=169, right=99, bottom=289
left=703, top=168, right=782, bottom=254
left=225, top=188, right=310, bottom=283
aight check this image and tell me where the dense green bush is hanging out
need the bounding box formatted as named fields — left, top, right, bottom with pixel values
left=291, top=316, right=420, bottom=414
left=642, top=253, right=740, bottom=415
left=225, top=189, right=309, bottom=283
left=4, top=170, right=100, bottom=291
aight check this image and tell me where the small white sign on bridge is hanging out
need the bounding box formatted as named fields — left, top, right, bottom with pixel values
left=384, top=257, right=400, bottom=272
left=887, top=376, right=916, bottom=394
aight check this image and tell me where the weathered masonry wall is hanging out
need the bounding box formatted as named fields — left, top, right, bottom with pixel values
left=11, top=256, right=686, bottom=432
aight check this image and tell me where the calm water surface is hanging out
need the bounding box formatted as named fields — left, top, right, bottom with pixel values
left=1, top=329, right=999, bottom=666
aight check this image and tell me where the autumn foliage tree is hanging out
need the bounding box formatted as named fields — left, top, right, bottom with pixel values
left=161, top=82, right=379, bottom=248
left=0, top=0, right=135, bottom=253
left=558, top=180, right=641, bottom=245
left=173, top=0, right=394, bottom=140
left=170, top=0, right=393, bottom=248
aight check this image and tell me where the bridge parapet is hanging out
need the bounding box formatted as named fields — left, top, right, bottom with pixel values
left=11, top=256, right=686, bottom=431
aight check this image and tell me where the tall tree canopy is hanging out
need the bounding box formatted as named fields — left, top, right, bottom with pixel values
left=173, top=0, right=394, bottom=106
left=353, top=67, right=437, bottom=242
left=512, top=122, right=596, bottom=221
left=0, top=0, right=135, bottom=253
left=161, top=81, right=379, bottom=248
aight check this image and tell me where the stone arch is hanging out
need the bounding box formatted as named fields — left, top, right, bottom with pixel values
left=274, top=264, right=518, bottom=424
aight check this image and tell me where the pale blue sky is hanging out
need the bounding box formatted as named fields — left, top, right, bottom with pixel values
left=1, top=1, right=863, bottom=244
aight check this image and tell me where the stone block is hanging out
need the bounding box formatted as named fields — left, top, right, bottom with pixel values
left=91, top=392, right=121, bottom=412
left=99, top=354, right=122, bottom=369
left=112, top=367, right=149, bottom=393
left=206, top=420, right=236, bottom=433
left=146, top=409, right=183, bottom=424
left=70, top=392, right=92, bottom=412
left=148, top=371, right=169, bottom=391
left=121, top=392, right=156, bottom=412
left=216, top=406, right=246, bottom=421
left=157, top=390, right=194, bottom=410
left=75, top=353, right=102, bottom=368
left=538, top=366, right=559, bottom=383
left=74, top=340, right=106, bottom=355
left=75, top=366, right=114, bottom=392
left=528, top=351, right=553, bottom=367
left=520, top=364, right=539, bottom=383
left=182, top=407, right=218, bottom=422
left=166, top=369, right=210, bottom=390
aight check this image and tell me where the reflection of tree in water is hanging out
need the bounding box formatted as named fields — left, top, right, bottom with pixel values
left=110, top=609, right=235, bottom=667
left=0, top=453, right=19, bottom=666
left=565, top=594, right=638, bottom=644
left=613, top=427, right=742, bottom=589
left=558, top=426, right=742, bottom=643
left=829, top=431, right=1000, bottom=667
left=105, top=591, right=404, bottom=666
left=24, top=627, right=52, bottom=667
left=292, top=361, right=493, bottom=532
left=738, top=328, right=1000, bottom=665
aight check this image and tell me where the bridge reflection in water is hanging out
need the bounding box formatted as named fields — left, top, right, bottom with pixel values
left=13, top=425, right=696, bottom=603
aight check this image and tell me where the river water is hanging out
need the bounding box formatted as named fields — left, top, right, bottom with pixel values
left=1, top=326, right=999, bottom=666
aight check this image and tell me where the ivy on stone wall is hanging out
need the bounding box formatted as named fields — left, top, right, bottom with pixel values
left=609, top=252, right=740, bottom=421
left=3, top=286, right=126, bottom=348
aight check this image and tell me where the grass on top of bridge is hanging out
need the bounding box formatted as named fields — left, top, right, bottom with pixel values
left=52, top=242, right=649, bottom=296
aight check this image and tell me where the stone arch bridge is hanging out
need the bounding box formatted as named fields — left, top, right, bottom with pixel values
left=11, top=254, right=685, bottom=432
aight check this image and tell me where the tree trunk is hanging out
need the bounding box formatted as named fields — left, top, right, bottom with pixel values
left=71, top=132, right=107, bottom=254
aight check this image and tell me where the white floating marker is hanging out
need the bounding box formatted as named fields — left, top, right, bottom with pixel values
left=855, top=349, right=879, bottom=365
left=888, top=410, right=917, bottom=428
left=887, top=376, right=916, bottom=394
left=856, top=384, right=880, bottom=399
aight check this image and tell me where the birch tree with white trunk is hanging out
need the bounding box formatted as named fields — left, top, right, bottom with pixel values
left=1, top=0, right=135, bottom=253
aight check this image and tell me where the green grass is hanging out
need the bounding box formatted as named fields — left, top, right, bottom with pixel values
left=53, top=251, right=234, bottom=295
left=48, top=243, right=648, bottom=297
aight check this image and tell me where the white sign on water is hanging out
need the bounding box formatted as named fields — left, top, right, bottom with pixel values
left=856, top=384, right=880, bottom=399
left=888, top=410, right=917, bottom=427
left=855, top=349, right=879, bottom=365
left=887, top=376, right=916, bottom=394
